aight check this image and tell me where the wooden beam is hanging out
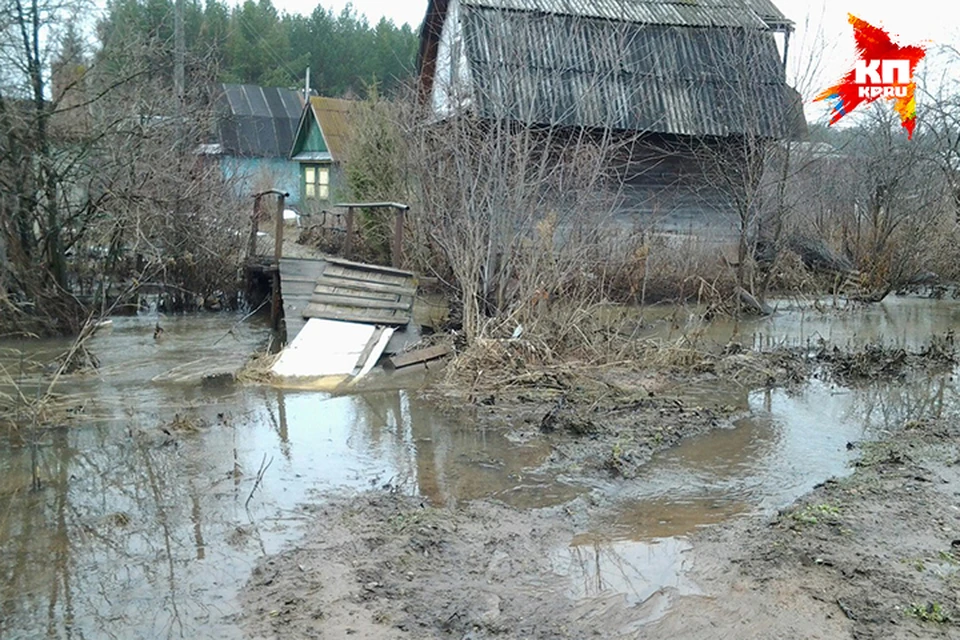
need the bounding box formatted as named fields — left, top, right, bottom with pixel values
left=324, top=256, right=415, bottom=277
left=392, top=207, right=404, bottom=269
left=247, top=195, right=261, bottom=259
left=308, top=294, right=412, bottom=311
left=271, top=193, right=286, bottom=339
left=383, top=345, right=452, bottom=370
left=334, top=201, right=410, bottom=210
left=314, top=283, right=407, bottom=302
left=302, top=304, right=410, bottom=325
left=344, top=207, right=354, bottom=260
left=316, top=275, right=416, bottom=296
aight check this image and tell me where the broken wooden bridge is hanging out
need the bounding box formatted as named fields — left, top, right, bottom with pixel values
left=245, top=193, right=422, bottom=383
left=276, top=255, right=417, bottom=339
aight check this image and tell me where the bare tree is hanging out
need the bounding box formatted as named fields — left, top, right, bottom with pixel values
left=664, top=23, right=805, bottom=317
left=403, top=7, right=678, bottom=344
left=0, top=3, right=246, bottom=335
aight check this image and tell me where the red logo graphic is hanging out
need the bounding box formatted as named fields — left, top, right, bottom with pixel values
left=814, top=15, right=926, bottom=138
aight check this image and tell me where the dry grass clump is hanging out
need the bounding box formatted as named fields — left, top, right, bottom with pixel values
left=235, top=350, right=281, bottom=384
left=437, top=305, right=721, bottom=400
left=165, top=413, right=207, bottom=433
left=816, top=334, right=957, bottom=382
left=0, top=391, right=76, bottom=431
left=597, top=232, right=739, bottom=306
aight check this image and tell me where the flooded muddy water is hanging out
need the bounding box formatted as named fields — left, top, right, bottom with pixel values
left=0, top=315, right=571, bottom=639
left=645, top=294, right=960, bottom=350
left=556, top=357, right=957, bottom=617
left=2, top=295, right=958, bottom=638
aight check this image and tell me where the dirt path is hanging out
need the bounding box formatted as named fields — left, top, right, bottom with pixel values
left=241, top=494, right=581, bottom=639
left=240, top=490, right=855, bottom=639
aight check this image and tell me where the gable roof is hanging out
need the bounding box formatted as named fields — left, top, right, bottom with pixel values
left=217, top=84, right=304, bottom=158
left=419, top=0, right=803, bottom=139
left=459, top=0, right=780, bottom=29
left=311, top=97, right=355, bottom=160
left=290, top=97, right=357, bottom=162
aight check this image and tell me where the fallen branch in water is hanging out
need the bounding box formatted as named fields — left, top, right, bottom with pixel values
left=245, top=453, right=274, bottom=509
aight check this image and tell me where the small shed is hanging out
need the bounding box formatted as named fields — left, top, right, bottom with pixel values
left=209, top=84, right=305, bottom=204
left=290, top=97, right=357, bottom=210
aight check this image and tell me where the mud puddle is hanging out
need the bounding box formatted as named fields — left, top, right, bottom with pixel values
left=553, top=369, right=957, bottom=621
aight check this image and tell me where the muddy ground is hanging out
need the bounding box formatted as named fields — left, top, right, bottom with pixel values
left=728, top=416, right=960, bottom=639
left=242, top=342, right=960, bottom=639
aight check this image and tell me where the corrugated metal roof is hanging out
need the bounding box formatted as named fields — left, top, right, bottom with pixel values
left=309, top=97, right=356, bottom=161
left=739, top=0, right=790, bottom=26
left=463, top=0, right=771, bottom=28
left=218, top=84, right=304, bottom=158
left=459, top=6, right=799, bottom=137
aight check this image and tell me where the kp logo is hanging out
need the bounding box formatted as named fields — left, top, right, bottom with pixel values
left=815, top=15, right=927, bottom=139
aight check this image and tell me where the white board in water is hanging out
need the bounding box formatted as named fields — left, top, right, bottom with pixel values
left=271, top=318, right=377, bottom=378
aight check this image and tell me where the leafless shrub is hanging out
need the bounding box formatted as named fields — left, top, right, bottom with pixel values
left=0, top=5, right=247, bottom=336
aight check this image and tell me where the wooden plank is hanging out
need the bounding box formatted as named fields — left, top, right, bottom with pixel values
left=325, top=256, right=414, bottom=278
left=353, top=327, right=387, bottom=373
left=315, top=279, right=414, bottom=299
left=314, top=284, right=405, bottom=302
left=323, top=265, right=411, bottom=287
left=318, top=269, right=414, bottom=288
left=303, top=303, right=409, bottom=325
left=383, top=345, right=453, bottom=370
left=306, top=312, right=408, bottom=326
left=277, top=254, right=417, bottom=338
left=321, top=266, right=410, bottom=288
left=316, top=275, right=416, bottom=296
left=308, top=294, right=412, bottom=311
left=351, top=327, right=396, bottom=383
left=282, top=276, right=324, bottom=284
left=304, top=303, right=401, bottom=320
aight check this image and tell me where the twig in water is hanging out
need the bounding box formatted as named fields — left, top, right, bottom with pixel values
left=245, top=453, right=274, bottom=509
left=213, top=298, right=270, bottom=346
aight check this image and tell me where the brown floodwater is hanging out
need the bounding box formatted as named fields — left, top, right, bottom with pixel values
left=1, top=295, right=958, bottom=638
left=638, top=294, right=960, bottom=350
left=557, top=296, right=959, bottom=620
left=0, top=314, right=574, bottom=639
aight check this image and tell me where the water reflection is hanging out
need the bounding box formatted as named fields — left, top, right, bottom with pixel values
left=553, top=534, right=701, bottom=628
left=0, top=316, right=572, bottom=639
left=608, top=372, right=959, bottom=533
left=556, top=370, right=960, bottom=613
left=2, top=297, right=960, bottom=637
left=641, top=295, right=960, bottom=351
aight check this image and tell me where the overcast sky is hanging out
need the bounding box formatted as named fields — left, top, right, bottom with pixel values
left=272, top=0, right=958, bottom=122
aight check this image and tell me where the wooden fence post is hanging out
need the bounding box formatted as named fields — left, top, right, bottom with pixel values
left=392, top=206, right=405, bottom=269
left=344, top=206, right=355, bottom=260
left=247, top=195, right=261, bottom=259
left=273, top=194, right=285, bottom=264
left=271, top=193, right=286, bottom=338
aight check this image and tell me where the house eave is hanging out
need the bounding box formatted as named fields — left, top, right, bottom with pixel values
left=293, top=151, right=334, bottom=162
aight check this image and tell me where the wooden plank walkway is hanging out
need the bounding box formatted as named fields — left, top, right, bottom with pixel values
left=277, top=256, right=416, bottom=340
left=277, top=257, right=328, bottom=340
left=303, top=257, right=416, bottom=326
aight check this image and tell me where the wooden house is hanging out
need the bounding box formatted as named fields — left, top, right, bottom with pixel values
left=289, top=97, right=356, bottom=210
left=417, top=0, right=807, bottom=235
